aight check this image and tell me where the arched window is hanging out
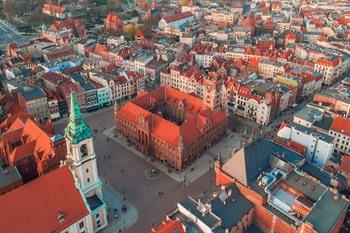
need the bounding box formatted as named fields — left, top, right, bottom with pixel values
left=80, top=144, right=88, bottom=158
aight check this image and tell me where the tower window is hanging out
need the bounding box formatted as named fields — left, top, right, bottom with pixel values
left=80, top=144, right=88, bottom=158
left=86, top=168, right=89, bottom=173
left=87, top=178, right=90, bottom=183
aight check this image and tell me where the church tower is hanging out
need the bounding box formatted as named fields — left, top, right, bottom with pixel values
left=65, top=92, right=108, bottom=232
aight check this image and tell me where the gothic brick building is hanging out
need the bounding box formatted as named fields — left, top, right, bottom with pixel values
left=0, top=115, right=66, bottom=182
left=114, top=86, right=227, bottom=170
left=104, top=12, right=123, bottom=33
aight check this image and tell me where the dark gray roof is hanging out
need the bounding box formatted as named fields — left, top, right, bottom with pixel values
left=210, top=184, right=254, bottom=229
left=222, top=137, right=304, bottom=186
left=0, top=167, right=22, bottom=189
left=179, top=197, right=219, bottom=228
left=86, top=194, right=104, bottom=211
left=304, top=191, right=349, bottom=233
left=16, top=84, right=47, bottom=101
left=313, top=114, right=334, bottom=131
left=294, top=106, right=323, bottom=123
left=301, top=162, right=331, bottom=186
left=70, top=73, right=96, bottom=91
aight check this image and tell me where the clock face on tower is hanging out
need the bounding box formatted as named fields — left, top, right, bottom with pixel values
left=80, top=144, right=88, bottom=158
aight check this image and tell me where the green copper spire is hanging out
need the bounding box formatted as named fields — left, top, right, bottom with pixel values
left=65, top=92, right=93, bottom=144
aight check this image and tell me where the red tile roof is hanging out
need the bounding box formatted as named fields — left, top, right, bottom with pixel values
left=150, top=220, right=185, bottom=233
left=0, top=166, right=88, bottom=233
left=43, top=3, right=66, bottom=14
left=163, top=11, right=193, bottom=23
left=340, top=155, right=350, bottom=174
left=42, top=72, right=71, bottom=85
left=331, top=116, right=350, bottom=136
left=117, top=86, right=226, bottom=146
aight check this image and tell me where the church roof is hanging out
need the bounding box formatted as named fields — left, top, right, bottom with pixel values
left=65, top=92, right=92, bottom=144
left=0, top=166, right=88, bottom=233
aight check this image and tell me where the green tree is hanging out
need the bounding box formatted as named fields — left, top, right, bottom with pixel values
left=123, top=23, right=137, bottom=40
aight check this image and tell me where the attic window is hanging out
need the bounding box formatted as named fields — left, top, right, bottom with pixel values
left=57, top=213, right=65, bottom=222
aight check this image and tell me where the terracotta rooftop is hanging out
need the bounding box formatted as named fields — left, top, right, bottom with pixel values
left=43, top=3, right=66, bottom=14
left=150, top=220, right=185, bottom=233
left=331, top=116, right=350, bottom=136
left=163, top=11, right=193, bottom=23
left=0, top=166, right=88, bottom=233
left=117, top=86, right=226, bottom=146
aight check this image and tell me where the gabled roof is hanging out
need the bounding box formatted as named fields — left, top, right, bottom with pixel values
left=0, top=166, right=88, bottom=233
left=330, top=115, right=350, bottom=136
left=117, top=86, right=226, bottom=146
left=222, top=137, right=304, bottom=186
left=163, top=11, right=193, bottom=23
left=1, top=117, right=57, bottom=166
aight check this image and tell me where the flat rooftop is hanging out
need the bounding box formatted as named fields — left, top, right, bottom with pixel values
left=16, top=84, right=47, bottom=101
left=305, top=191, right=349, bottom=233
left=284, top=171, right=326, bottom=202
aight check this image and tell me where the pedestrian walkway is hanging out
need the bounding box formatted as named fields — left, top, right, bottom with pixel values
left=103, top=127, right=215, bottom=185
left=100, top=181, right=138, bottom=233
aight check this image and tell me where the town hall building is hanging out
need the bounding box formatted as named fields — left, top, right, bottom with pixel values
left=114, top=86, right=227, bottom=170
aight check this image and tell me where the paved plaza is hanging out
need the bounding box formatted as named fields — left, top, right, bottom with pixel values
left=101, top=183, right=138, bottom=233
left=104, top=123, right=243, bottom=184
left=52, top=101, right=305, bottom=233
left=54, top=107, right=216, bottom=233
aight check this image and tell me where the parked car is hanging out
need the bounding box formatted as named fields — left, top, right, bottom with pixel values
left=113, top=208, right=119, bottom=219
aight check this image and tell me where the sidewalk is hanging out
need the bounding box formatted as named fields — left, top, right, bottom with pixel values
left=103, top=127, right=214, bottom=185
left=100, top=181, right=138, bottom=233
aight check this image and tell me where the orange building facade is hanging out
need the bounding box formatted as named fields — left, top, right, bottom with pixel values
left=105, top=12, right=123, bottom=33
left=115, top=86, right=227, bottom=170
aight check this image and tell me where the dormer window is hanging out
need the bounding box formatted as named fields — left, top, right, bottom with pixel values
left=57, top=213, right=65, bottom=222
left=80, top=144, right=88, bottom=158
